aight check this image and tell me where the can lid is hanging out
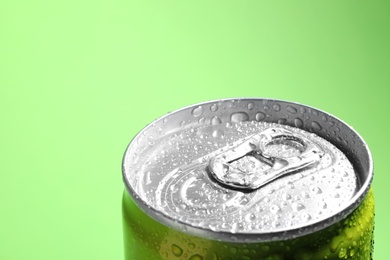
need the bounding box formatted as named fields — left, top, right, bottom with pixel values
left=123, top=99, right=373, bottom=242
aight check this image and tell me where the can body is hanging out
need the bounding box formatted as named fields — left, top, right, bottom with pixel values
left=122, top=189, right=374, bottom=259
left=122, top=99, right=374, bottom=260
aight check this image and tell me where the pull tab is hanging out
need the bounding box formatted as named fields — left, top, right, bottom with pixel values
left=208, top=127, right=324, bottom=191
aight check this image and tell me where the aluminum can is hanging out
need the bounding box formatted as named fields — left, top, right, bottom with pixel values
left=122, top=98, right=374, bottom=260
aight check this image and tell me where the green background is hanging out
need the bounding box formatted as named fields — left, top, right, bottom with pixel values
left=1, top=0, right=389, bottom=259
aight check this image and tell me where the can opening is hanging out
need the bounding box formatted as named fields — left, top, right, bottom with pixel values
left=208, top=127, right=324, bottom=191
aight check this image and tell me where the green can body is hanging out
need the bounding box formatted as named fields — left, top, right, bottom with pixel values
left=122, top=189, right=374, bottom=260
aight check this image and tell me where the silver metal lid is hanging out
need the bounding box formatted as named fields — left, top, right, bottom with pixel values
left=209, top=127, right=324, bottom=191
left=123, top=98, right=373, bottom=242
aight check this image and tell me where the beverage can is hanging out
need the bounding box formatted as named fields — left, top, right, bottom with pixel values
left=122, top=98, right=374, bottom=259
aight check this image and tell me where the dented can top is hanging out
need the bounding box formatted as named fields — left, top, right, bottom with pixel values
left=122, top=98, right=373, bottom=242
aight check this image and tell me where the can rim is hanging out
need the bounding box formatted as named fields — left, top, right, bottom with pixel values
left=122, top=97, right=373, bottom=242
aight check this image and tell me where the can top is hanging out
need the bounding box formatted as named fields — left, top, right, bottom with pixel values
left=123, top=98, right=373, bottom=242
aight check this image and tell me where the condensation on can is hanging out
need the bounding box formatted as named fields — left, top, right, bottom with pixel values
left=122, top=98, right=374, bottom=259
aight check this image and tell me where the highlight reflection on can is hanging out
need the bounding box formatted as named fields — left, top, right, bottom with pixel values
left=122, top=99, right=374, bottom=259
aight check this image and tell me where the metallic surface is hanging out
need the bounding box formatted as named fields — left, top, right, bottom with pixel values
left=209, top=127, right=324, bottom=190
left=122, top=98, right=373, bottom=242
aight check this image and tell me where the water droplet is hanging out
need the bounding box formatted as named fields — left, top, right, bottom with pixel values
left=171, top=244, right=183, bottom=257
left=300, top=107, right=306, bottom=114
left=170, top=184, right=179, bottom=193
left=312, top=186, right=322, bottom=194
left=241, top=197, right=250, bottom=205
left=212, top=129, right=225, bottom=139
left=245, top=213, right=256, bottom=222
left=210, top=104, right=218, bottom=112
left=192, top=106, right=204, bottom=117
left=263, top=105, right=270, bottom=111
left=211, top=116, right=222, bottom=125
left=163, top=118, right=168, bottom=124
left=294, top=118, right=304, bottom=128
left=247, top=102, right=255, bottom=110
left=338, top=248, right=347, bottom=258
left=255, top=112, right=266, bottom=121
left=282, top=193, right=292, bottom=201
left=198, top=117, right=205, bottom=124
left=231, top=112, right=249, bottom=122
left=189, top=254, right=203, bottom=260
left=287, top=106, right=298, bottom=114
left=278, top=118, right=287, bottom=124
left=302, top=212, right=311, bottom=221
left=321, top=201, right=327, bottom=209
left=270, top=205, right=281, bottom=214
left=311, top=121, right=322, bottom=131
left=148, top=136, right=156, bottom=146
left=157, top=127, right=164, bottom=136
left=188, top=242, right=195, bottom=249
left=262, top=245, right=270, bottom=252
left=273, top=104, right=281, bottom=111
left=143, top=171, right=152, bottom=185
left=292, top=203, right=305, bottom=212
left=230, top=222, right=239, bottom=233
left=272, top=220, right=280, bottom=228
left=301, top=191, right=310, bottom=198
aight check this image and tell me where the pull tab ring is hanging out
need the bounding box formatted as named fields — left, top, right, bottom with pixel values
left=208, top=128, right=324, bottom=191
